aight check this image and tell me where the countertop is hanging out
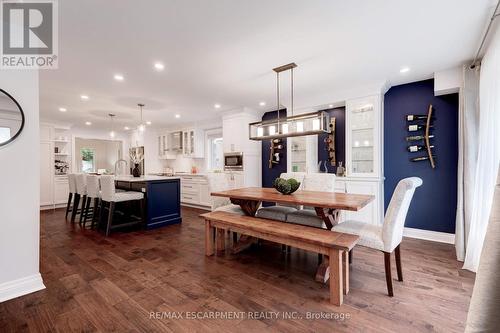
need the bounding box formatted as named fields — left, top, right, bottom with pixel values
left=114, top=175, right=181, bottom=182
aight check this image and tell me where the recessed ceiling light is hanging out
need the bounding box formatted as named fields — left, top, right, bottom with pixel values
left=124, top=126, right=130, bottom=130
left=85, top=121, right=92, bottom=126
left=214, top=104, right=221, bottom=109
left=259, top=101, right=266, bottom=107
left=146, top=121, right=152, bottom=125
left=328, top=104, right=334, bottom=108
left=80, top=95, right=89, bottom=100
left=114, top=74, right=124, bottom=81
left=58, top=107, right=67, bottom=112
left=400, top=66, right=410, bottom=73
left=175, top=114, right=180, bottom=119
left=154, top=62, right=165, bottom=71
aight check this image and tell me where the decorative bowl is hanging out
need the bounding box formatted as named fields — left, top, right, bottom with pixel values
left=273, top=177, right=301, bottom=195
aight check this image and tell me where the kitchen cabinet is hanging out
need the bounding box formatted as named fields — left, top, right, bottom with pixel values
left=225, top=171, right=244, bottom=189
left=179, top=175, right=211, bottom=208
left=40, top=141, right=54, bottom=206
left=158, top=133, right=176, bottom=159
left=182, top=128, right=204, bottom=158
left=54, top=176, right=69, bottom=205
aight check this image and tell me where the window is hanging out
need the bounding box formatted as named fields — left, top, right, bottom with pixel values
left=206, top=130, right=223, bottom=171
left=80, top=148, right=96, bottom=173
left=0, top=127, right=11, bottom=144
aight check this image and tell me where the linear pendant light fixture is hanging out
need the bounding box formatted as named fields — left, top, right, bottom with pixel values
left=249, top=63, right=329, bottom=140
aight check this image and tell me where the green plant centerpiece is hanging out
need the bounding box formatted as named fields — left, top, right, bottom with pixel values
left=273, top=177, right=301, bottom=195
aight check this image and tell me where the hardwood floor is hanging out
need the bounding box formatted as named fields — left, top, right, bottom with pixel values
left=0, top=207, right=474, bottom=332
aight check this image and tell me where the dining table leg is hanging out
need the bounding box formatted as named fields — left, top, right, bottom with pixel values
left=230, top=198, right=261, bottom=254
left=314, top=207, right=342, bottom=283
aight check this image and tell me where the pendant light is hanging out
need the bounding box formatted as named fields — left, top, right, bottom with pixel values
left=108, top=113, right=116, bottom=138
left=249, top=63, right=329, bottom=140
left=137, top=103, right=146, bottom=132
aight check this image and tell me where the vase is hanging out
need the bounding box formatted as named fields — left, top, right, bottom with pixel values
left=132, top=164, right=141, bottom=177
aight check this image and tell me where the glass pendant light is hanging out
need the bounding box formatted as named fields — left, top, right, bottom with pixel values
left=137, top=103, right=146, bottom=132
left=249, top=63, right=329, bottom=140
left=109, top=113, right=116, bottom=138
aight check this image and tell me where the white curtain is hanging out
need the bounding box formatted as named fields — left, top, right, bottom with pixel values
left=458, top=25, right=500, bottom=272
left=455, top=65, right=480, bottom=262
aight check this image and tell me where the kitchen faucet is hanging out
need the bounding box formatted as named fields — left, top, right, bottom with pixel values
left=114, top=159, right=128, bottom=176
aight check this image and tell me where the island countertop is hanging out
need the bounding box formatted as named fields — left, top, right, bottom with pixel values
left=114, top=175, right=181, bottom=182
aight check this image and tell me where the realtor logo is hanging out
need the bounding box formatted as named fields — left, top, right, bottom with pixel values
left=1, top=0, right=58, bottom=69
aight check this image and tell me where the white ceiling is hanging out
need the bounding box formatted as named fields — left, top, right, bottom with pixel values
left=40, top=0, right=495, bottom=130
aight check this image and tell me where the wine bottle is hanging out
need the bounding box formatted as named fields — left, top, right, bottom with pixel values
left=411, top=155, right=436, bottom=162
left=407, top=145, right=434, bottom=153
left=406, top=114, right=435, bottom=121
left=406, top=134, right=434, bottom=141
left=408, top=124, right=434, bottom=132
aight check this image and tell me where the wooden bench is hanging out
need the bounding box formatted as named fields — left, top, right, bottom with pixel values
left=200, top=211, right=359, bottom=306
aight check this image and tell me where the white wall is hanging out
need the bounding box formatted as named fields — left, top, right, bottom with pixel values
left=0, top=70, right=45, bottom=302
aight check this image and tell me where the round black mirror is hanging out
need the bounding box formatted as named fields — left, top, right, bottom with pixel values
left=0, top=89, right=25, bottom=147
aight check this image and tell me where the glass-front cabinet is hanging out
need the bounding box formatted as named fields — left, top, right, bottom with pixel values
left=346, top=95, right=382, bottom=177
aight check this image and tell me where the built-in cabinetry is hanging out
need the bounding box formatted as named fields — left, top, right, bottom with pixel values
left=158, top=128, right=204, bottom=159
left=342, top=94, right=384, bottom=225
left=225, top=171, right=244, bottom=189
left=40, top=124, right=72, bottom=209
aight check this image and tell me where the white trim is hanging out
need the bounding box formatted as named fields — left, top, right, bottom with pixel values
left=403, top=227, right=455, bottom=244
left=0, top=273, right=45, bottom=303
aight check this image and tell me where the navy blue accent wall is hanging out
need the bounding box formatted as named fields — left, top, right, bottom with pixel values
left=317, top=107, right=346, bottom=173
left=384, top=79, right=458, bottom=233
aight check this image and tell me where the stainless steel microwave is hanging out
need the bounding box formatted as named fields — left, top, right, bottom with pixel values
left=224, top=152, right=243, bottom=171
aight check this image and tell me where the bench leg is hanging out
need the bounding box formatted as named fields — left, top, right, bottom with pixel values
left=329, top=249, right=343, bottom=306
left=205, top=221, right=215, bottom=256
left=216, top=228, right=225, bottom=256
left=343, top=251, right=349, bottom=295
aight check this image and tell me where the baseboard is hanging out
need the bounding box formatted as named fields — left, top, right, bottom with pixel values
left=403, top=227, right=455, bottom=244
left=0, top=273, right=46, bottom=303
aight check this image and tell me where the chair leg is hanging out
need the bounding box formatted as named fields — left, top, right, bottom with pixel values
left=232, top=232, right=237, bottom=244
left=91, top=198, right=99, bottom=229
left=105, top=202, right=115, bottom=237
left=395, top=245, right=403, bottom=282
left=79, top=195, right=88, bottom=225
left=384, top=251, right=394, bottom=297
left=82, top=197, right=91, bottom=226
left=139, top=199, right=145, bottom=224
left=349, top=249, right=353, bottom=264
left=99, top=199, right=106, bottom=229
left=318, top=253, right=323, bottom=264
left=71, top=194, right=80, bottom=223
left=65, top=193, right=73, bottom=219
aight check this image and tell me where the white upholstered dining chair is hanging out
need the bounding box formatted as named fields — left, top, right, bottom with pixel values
left=207, top=172, right=245, bottom=215
left=333, top=177, right=423, bottom=296
left=285, top=173, right=336, bottom=227
left=255, top=172, right=307, bottom=222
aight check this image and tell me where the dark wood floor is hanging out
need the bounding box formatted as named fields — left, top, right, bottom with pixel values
left=0, top=207, right=475, bottom=332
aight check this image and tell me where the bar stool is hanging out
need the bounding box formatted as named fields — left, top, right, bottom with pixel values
left=65, top=173, right=77, bottom=219
left=73, top=173, right=89, bottom=224
left=82, top=175, right=100, bottom=228
left=70, top=174, right=83, bottom=223
left=99, top=175, right=145, bottom=236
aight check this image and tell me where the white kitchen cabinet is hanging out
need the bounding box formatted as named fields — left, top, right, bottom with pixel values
left=179, top=175, right=210, bottom=208
left=40, top=141, right=54, bottom=206
left=54, top=176, right=69, bottom=204
left=158, top=133, right=177, bottom=159
left=345, top=95, right=382, bottom=178
left=226, top=171, right=244, bottom=189
left=182, top=128, right=204, bottom=158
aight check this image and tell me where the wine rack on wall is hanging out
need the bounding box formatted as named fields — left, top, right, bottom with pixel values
left=269, top=138, right=283, bottom=168
left=406, top=104, right=436, bottom=169
left=324, top=117, right=336, bottom=166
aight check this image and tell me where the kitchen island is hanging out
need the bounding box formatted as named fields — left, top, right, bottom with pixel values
left=114, top=176, right=182, bottom=229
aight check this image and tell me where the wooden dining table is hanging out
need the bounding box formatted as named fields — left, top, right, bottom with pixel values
left=211, top=187, right=374, bottom=282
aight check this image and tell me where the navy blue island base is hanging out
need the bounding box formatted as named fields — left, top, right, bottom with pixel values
left=115, top=176, right=182, bottom=229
